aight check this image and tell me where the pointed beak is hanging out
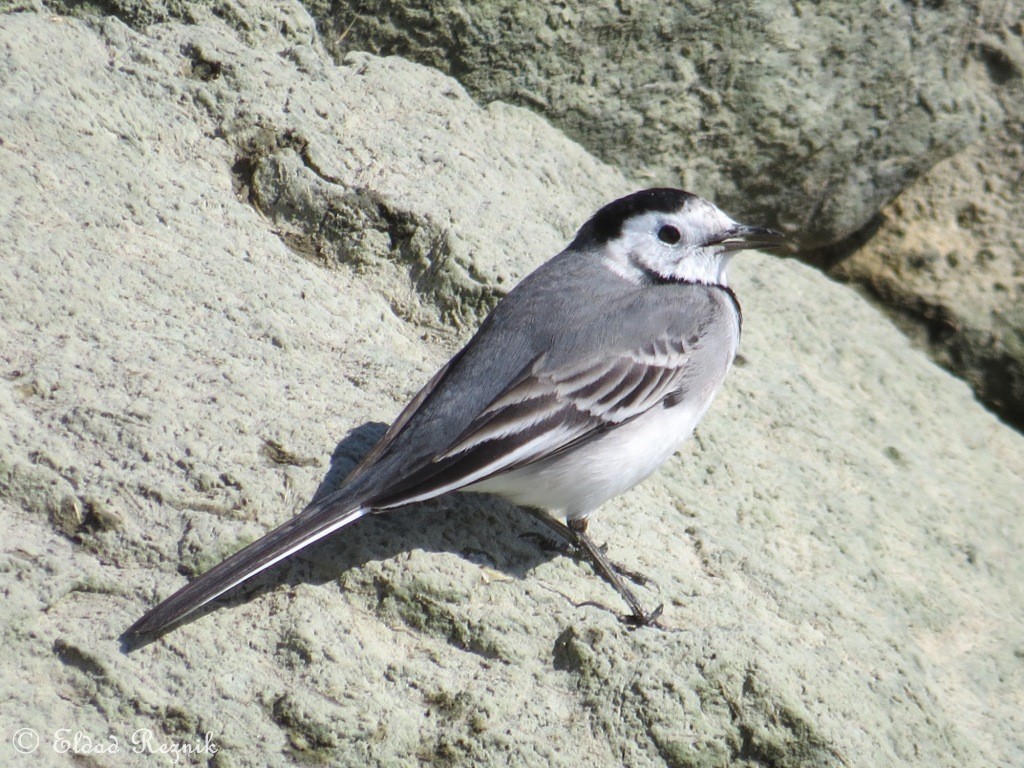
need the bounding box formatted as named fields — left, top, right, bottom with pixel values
left=711, top=224, right=788, bottom=253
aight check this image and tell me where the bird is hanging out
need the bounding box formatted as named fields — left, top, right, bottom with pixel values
left=122, top=188, right=785, bottom=646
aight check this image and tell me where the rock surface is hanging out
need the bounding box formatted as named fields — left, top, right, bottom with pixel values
left=44, top=0, right=1024, bottom=449
left=44, top=0, right=1019, bottom=246
left=316, top=0, right=1014, bottom=246
left=1, top=7, right=1023, bottom=768
left=828, top=122, right=1024, bottom=431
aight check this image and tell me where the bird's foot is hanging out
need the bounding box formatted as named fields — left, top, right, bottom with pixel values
left=519, top=508, right=663, bottom=627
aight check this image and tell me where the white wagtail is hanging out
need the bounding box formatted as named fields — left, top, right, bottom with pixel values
left=122, top=188, right=785, bottom=645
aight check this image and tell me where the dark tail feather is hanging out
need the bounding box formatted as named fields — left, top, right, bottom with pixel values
left=121, top=500, right=367, bottom=649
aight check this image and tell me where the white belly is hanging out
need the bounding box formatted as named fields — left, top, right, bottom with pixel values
left=465, top=393, right=715, bottom=520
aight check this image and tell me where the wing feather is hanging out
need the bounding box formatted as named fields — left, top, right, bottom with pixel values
left=360, top=283, right=736, bottom=513
left=424, top=337, right=692, bottom=482
left=366, top=339, right=693, bottom=510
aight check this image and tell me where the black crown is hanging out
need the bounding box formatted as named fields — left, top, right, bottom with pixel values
left=570, top=188, right=697, bottom=249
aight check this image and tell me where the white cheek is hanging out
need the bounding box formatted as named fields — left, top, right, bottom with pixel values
left=659, top=248, right=729, bottom=285
left=717, top=253, right=733, bottom=284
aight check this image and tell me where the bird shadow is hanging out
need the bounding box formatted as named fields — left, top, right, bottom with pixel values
left=122, top=422, right=570, bottom=650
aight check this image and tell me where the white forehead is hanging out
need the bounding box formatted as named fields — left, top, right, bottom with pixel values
left=618, top=196, right=738, bottom=245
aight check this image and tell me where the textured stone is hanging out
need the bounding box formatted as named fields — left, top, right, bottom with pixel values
left=43, top=0, right=1020, bottom=246
left=314, top=0, right=1012, bottom=246
left=1, top=7, right=1022, bottom=768
left=828, top=122, right=1024, bottom=430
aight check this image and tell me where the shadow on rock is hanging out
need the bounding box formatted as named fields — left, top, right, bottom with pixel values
left=123, top=422, right=567, bottom=649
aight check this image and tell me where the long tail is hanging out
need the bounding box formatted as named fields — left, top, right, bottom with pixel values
left=121, top=497, right=368, bottom=647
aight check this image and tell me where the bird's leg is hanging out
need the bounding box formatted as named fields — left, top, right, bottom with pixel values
left=519, top=507, right=662, bottom=626
left=567, top=517, right=663, bottom=627
left=518, top=507, right=579, bottom=554
left=518, top=509, right=650, bottom=584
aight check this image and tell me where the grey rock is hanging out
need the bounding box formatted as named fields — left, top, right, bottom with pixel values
left=829, top=121, right=1024, bottom=430
left=315, top=0, right=1012, bottom=246
left=1, top=6, right=1022, bottom=768
left=42, top=0, right=1019, bottom=246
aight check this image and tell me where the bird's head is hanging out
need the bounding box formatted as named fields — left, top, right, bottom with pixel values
left=570, top=188, right=786, bottom=286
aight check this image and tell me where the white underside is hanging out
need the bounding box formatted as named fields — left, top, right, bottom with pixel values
left=463, top=393, right=715, bottom=520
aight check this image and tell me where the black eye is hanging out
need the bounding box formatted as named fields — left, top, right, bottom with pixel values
left=657, top=225, right=681, bottom=244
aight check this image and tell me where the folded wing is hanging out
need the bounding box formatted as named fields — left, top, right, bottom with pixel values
left=367, top=334, right=691, bottom=508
